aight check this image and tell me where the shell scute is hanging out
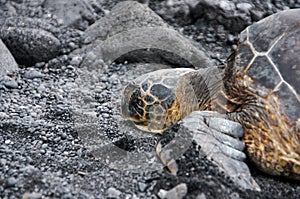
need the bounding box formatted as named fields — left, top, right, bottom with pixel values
left=247, top=9, right=300, bottom=52
left=237, top=9, right=300, bottom=123
left=274, top=82, right=300, bottom=123
left=269, top=28, right=300, bottom=94
left=246, top=55, right=282, bottom=90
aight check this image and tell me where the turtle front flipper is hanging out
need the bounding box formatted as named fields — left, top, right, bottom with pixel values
left=156, top=111, right=261, bottom=191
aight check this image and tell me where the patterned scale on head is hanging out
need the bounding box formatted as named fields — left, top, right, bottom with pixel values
left=121, top=68, right=200, bottom=133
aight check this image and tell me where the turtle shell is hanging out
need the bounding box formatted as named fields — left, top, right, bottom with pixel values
left=233, top=9, right=300, bottom=124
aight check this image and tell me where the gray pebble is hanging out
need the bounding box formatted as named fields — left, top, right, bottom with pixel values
left=37, top=84, right=46, bottom=92
left=0, top=112, right=8, bottom=119
left=196, top=193, right=207, bottom=199
left=5, top=177, right=17, bottom=187
left=227, top=34, right=236, bottom=43
left=138, top=182, right=147, bottom=192
left=24, top=69, right=45, bottom=79
left=4, top=79, right=18, bottom=89
left=22, top=192, right=43, bottom=199
left=236, top=3, right=253, bottom=14
left=102, top=113, right=110, bottom=118
left=61, top=133, right=67, bottom=139
left=30, top=112, right=38, bottom=118
left=219, top=0, right=235, bottom=11
left=157, top=183, right=187, bottom=199
left=107, top=187, right=122, bottom=199
left=35, top=62, right=45, bottom=68
left=250, top=10, right=265, bottom=21
left=0, top=158, right=7, bottom=166
left=4, top=139, right=11, bottom=144
left=70, top=56, right=83, bottom=66
left=230, top=192, right=240, bottom=199
left=39, top=149, right=46, bottom=154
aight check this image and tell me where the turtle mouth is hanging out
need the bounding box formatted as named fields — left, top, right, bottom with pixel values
left=133, top=122, right=165, bottom=134
left=133, top=120, right=148, bottom=127
left=131, top=118, right=167, bottom=134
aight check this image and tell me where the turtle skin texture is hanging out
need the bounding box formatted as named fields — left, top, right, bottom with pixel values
left=121, top=9, right=300, bottom=180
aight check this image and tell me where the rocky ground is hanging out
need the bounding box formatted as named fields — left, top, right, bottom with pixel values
left=0, top=0, right=300, bottom=198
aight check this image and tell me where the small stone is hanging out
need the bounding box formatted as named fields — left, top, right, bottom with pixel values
left=196, top=193, right=207, bottom=199
left=230, top=192, right=240, bottom=199
left=24, top=69, right=45, bottom=79
left=158, top=183, right=187, bottom=199
left=4, top=79, right=18, bottom=89
left=4, top=140, right=11, bottom=144
left=70, top=56, right=83, bottom=66
left=37, top=84, right=46, bottom=92
left=102, top=113, right=110, bottom=118
left=219, top=0, right=235, bottom=12
left=39, top=149, right=46, bottom=154
left=250, top=10, right=265, bottom=21
left=22, top=192, right=42, bottom=199
left=61, top=133, right=67, bottom=139
left=138, top=182, right=147, bottom=192
left=236, top=3, right=253, bottom=14
left=30, top=112, right=38, bottom=118
left=35, top=62, right=45, bottom=68
left=5, top=177, right=17, bottom=188
left=0, top=112, right=8, bottom=119
left=0, top=158, right=7, bottom=166
left=68, top=42, right=77, bottom=49
left=227, top=34, right=236, bottom=43
left=107, top=187, right=122, bottom=199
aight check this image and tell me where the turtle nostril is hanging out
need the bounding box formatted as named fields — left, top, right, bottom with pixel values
left=134, top=120, right=148, bottom=127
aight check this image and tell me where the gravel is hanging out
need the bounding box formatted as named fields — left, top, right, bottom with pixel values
left=0, top=0, right=299, bottom=199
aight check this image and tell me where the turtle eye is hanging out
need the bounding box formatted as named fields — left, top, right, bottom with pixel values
left=133, top=120, right=148, bottom=127
left=128, top=90, right=145, bottom=119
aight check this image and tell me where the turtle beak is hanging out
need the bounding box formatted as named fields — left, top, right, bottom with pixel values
left=120, top=98, right=130, bottom=119
left=120, top=82, right=139, bottom=119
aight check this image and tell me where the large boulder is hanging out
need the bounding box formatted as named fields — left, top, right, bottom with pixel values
left=0, top=39, right=18, bottom=77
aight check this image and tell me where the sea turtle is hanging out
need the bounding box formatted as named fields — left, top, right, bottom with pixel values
left=121, top=9, right=300, bottom=180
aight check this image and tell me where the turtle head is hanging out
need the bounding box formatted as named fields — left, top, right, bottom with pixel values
left=121, top=78, right=180, bottom=134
